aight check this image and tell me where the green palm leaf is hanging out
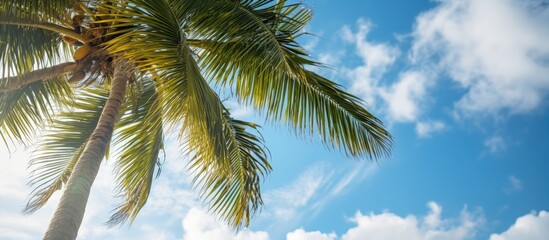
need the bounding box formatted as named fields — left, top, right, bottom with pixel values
left=0, top=0, right=76, bottom=22
left=188, top=0, right=392, bottom=159
left=0, top=23, right=70, bottom=84
left=0, top=77, right=72, bottom=147
left=0, top=1, right=74, bottom=78
left=1, top=0, right=393, bottom=234
left=192, top=107, right=271, bottom=228
left=97, top=0, right=228, bottom=164
left=108, top=80, right=164, bottom=225
left=24, top=88, right=109, bottom=213
left=97, top=0, right=272, bottom=227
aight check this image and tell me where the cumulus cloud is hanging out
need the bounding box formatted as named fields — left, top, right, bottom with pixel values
left=284, top=201, right=484, bottom=240
left=332, top=0, right=549, bottom=134
left=0, top=147, right=56, bottom=240
left=380, top=71, right=431, bottom=122
left=342, top=20, right=433, bottom=125
left=0, top=141, right=199, bottom=240
left=286, top=228, right=337, bottom=240
left=342, top=19, right=400, bottom=107
left=341, top=202, right=482, bottom=240
left=490, top=211, right=549, bottom=240
left=411, top=0, right=549, bottom=116
left=416, top=120, right=446, bottom=138
left=181, top=207, right=269, bottom=240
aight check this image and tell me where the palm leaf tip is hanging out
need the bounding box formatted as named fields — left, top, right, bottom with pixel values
left=190, top=108, right=271, bottom=228
left=107, top=80, right=164, bottom=226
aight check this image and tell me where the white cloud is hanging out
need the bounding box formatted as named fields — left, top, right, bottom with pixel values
left=416, top=120, right=446, bottom=138
left=181, top=207, right=269, bottom=240
left=179, top=207, right=549, bottom=240
left=490, top=211, right=549, bottom=240
left=286, top=228, right=336, bottom=240
left=411, top=0, right=549, bottom=116
left=0, top=149, right=32, bottom=200
left=341, top=201, right=483, bottom=240
left=342, top=20, right=434, bottom=127
left=485, top=136, right=506, bottom=153
left=0, top=141, right=197, bottom=240
left=0, top=143, right=378, bottom=240
left=424, top=201, right=443, bottom=229
left=343, top=19, right=400, bottom=107
left=380, top=71, right=431, bottom=122
left=0, top=146, right=56, bottom=240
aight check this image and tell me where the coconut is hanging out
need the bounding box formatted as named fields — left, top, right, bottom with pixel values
left=73, top=45, right=91, bottom=60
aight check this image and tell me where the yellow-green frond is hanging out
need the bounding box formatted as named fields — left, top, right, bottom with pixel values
left=108, top=80, right=164, bottom=226
left=191, top=107, right=271, bottom=228
left=190, top=0, right=392, bottom=159
left=0, top=23, right=70, bottom=82
left=24, top=88, right=109, bottom=213
left=0, top=0, right=76, bottom=23
left=0, top=77, right=72, bottom=147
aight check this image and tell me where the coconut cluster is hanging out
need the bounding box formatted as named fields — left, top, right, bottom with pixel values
left=63, top=11, right=115, bottom=85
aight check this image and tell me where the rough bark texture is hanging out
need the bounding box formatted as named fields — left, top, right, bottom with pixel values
left=43, top=60, right=130, bottom=240
left=0, top=62, right=77, bottom=92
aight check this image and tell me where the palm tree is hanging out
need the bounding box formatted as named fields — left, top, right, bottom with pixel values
left=0, top=0, right=392, bottom=239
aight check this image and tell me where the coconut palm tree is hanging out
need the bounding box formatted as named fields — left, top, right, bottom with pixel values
left=0, top=0, right=392, bottom=239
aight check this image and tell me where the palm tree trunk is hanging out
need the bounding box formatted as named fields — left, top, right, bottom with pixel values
left=0, top=62, right=77, bottom=92
left=43, top=60, right=130, bottom=240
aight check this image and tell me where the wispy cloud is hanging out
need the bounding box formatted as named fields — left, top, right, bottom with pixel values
left=485, top=136, right=506, bottom=153
left=260, top=162, right=378, bottom=238
left=264, top=164, right=330, bottom=222
left=504, top=175, right=523, bottom=194
left=416, top=120, right=446, bottom=138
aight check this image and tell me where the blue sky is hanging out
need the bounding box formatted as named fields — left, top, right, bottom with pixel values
left=1, top=0, right=549, bottom=239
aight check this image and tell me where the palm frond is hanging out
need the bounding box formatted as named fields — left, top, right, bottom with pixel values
left=24, top=88, right=109, bottom=213
left=0, top=21, right=70, bottom=80
left=97, top=0, right=273, bottom=227
left=97, top=0, right=228, bottom=163
left=0, top=0, right=76, bottom=23
left=189, top=0, right=392, bottom=159
left=192, top=107, right=271, bottom=228
left=0, top=0, right=78, bottom=77
left=107, top=80, right=163, bottom=226
left=0, top=77, right=72, bottom=147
